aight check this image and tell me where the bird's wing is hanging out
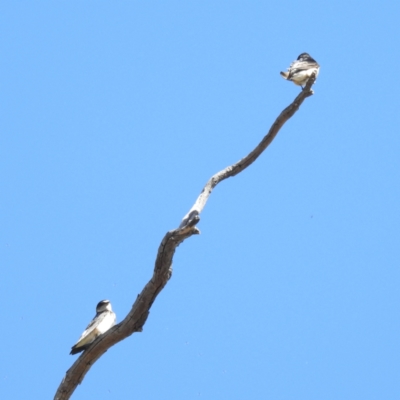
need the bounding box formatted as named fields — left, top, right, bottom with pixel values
left=289, top=59, right=319, bottom=72
left=287, top=61, right=319, bottom=81
left=74, top=312, right=107, bottom=343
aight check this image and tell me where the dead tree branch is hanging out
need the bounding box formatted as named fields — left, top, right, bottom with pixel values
left=54, top=74, right=317, bottom=400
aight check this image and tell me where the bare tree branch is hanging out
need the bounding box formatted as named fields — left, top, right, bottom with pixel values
left=180, top=76, right=316, bottom=227
left=54, top=74, right=317, bottom=400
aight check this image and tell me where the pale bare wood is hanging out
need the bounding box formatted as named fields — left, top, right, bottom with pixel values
left=54, top=74, right=317, bottom=400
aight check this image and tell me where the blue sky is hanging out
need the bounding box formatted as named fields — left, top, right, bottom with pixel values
left=1, top=1, right=400, bottom=399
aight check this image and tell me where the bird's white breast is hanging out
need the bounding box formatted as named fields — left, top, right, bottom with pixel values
left=96, top=311, right=116, bottom=334
left=291, top=68, right=319, bottom=85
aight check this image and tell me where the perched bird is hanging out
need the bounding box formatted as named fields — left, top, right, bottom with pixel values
left=70, top=299, right=116, bottom=355
left=280, top=53, right=320, bottom=88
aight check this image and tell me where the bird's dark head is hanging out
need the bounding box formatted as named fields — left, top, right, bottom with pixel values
left=297, top=53, right=316, bottom=62
left=96, top=299, right=112, bottom=313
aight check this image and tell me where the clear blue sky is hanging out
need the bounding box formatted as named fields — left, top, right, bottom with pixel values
left=1, top=2, right=400, bottom=399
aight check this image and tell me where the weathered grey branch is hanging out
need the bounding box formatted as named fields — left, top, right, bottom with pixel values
left=54, top=74, right=316, bottom=400
left=180, top=74, right=316, bottom=228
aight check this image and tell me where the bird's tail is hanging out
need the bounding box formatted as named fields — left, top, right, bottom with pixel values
left=70, top=344, right=88, bottom=355
left=280, top=71, right=289, bottom=79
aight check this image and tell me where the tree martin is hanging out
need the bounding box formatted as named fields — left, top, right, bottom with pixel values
left=280, top=53, right=320, bottom=88
left=70, top=299, right=116, bottom=355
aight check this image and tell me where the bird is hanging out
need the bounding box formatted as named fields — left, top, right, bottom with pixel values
left=280, top=53, right=320, bottom=88
left=70, top=299, right=116, bottom=355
